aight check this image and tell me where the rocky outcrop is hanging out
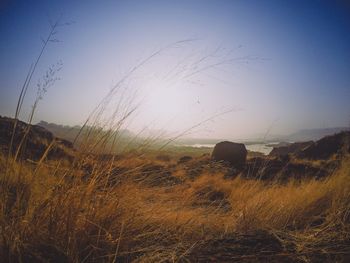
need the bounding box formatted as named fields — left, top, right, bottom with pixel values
left=212, top=141, right=247, bottom=169
left=269, top=141, right=313, bottom=157
left=0, top=116, right=75, bottom=161
left=242, top=157, right=331, bottom=181
left=192, top=185, right=231, bottom=212
left=297, top=131, right=350, bottom=160
left=177, top=155, right=193, bottom=164
left=269, top=131, right=350, bottom=161
left=135, top=164, right=183, bottom=187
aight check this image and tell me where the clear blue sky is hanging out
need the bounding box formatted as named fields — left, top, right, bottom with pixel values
left=0, top=0, right=349, bottom=139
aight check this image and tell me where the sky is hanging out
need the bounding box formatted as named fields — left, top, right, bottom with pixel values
left=0, top=0, right=349, bottom=140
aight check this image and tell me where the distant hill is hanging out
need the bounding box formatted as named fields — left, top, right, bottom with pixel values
left=286, top=127, right=350, bottom=142
left=36, top=121, right=81, bottom=143
left=37, top=121, right=134, bottom=143
left=35, top=122, right=350, bottom=150
left=36, top=121, right=164, bottom=153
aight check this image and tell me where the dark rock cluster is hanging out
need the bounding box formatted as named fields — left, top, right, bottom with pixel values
left=212, top=131, right=350, bottom=182
left=0, top=116, right=74, bottom=161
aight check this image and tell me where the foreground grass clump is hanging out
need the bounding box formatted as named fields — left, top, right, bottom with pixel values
left=0, top=152, right=349, bottom=262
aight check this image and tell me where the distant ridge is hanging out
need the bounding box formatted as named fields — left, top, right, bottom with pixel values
left=286, top=127, right=350, bottom=142
left=35, top=121, right=350, bottom=147
left=37, top=121, right=134, bottom=143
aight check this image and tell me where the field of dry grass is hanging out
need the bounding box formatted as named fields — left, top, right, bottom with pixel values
left=0, top=36, right=349, bottom=260
left=1, top=7, right=349, bottom=262
left=1, top=147, right=349, bottom=262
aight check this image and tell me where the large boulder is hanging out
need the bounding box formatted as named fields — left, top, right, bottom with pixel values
left=211, top=141, right=247, bottom=168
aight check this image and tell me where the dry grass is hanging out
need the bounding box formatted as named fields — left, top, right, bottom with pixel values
left=1, top=27, right=349, bottom=261
left=1, top=151, right=349, bottom=262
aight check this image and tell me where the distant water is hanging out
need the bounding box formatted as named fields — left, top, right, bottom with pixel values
left=182, top=143, right=276, bottom=155
left=245, top=144, right=274, bottom=155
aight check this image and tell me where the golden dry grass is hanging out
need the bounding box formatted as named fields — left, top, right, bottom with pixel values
left=1, top=151, right=349, bottom=262
left=3, top=23, right=348, bottom=261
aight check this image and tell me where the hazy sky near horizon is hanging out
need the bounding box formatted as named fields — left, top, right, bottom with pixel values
left=0, top=0, right=350, bottom=139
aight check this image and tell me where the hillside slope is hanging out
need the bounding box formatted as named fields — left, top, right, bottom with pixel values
left=0, top=116, right=75, bottom=161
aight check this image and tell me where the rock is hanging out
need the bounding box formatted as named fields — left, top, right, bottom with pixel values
left=192, top=186, right=231, bottom=212
left=135, top=164, right=182, bottom=187
left=243, top=157, right=332, bottom=182
left=0, top=116, right=74, bottom=161
left=183, top=157, right=232, bottom=180
left=212, top=141, right=247, bottom=169
left=269, top=141, right=313, bottom=157
left=297, top=131, right=350, bottom=160
left=177, top=155, right=193, bottom=164
left=186, top=230, right=288, bottom=262
left=106, top=166, right=130, bottom=186
left=156, top=154, right=171, bottom=162
left=185, top=165, right=204, bottom=180
left=269, top=131, right=350, bottom=160
left=280, top=162, right=328, bottom=180
left=243, top=157, right=286, bottom=180
left=223, top=167, right=241, bottom=179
